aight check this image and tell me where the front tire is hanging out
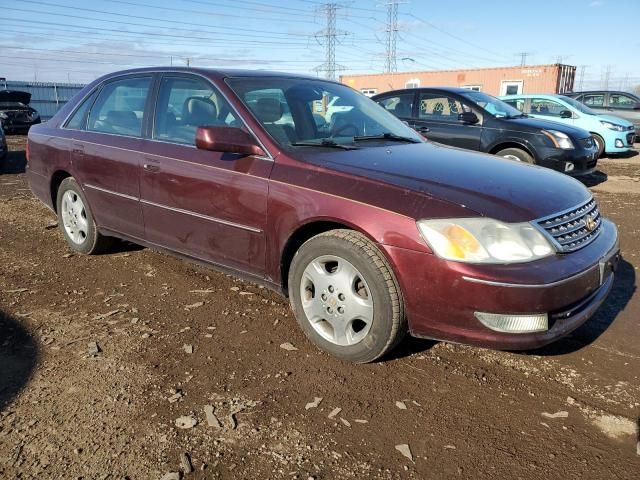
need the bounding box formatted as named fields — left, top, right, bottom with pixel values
left=288, top=229, right=406, bottom=363
left=56, top=177, right=113, bottom=254
left=591, top=133, right=605, bottom=159
left=495, top=147, right=535, bottom=164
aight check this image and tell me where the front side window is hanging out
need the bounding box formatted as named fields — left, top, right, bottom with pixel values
left=530, top=98, right=566, bottom=117
left=460, top=91, right=523, bottom=118
left=226, top=77, right=422, bottom=148
left=609, top=93, right=636, bottom=109
left=87, top=77, right=151, bottom=137
left=377, top=93, right=414, bottom=119
left=583, top=94, right=604, bottom=107
left=64, top=89, right=99, bottom=130
left=418, top=94, right=469, bottom=121
left=153, top=76, right=241, bottom=145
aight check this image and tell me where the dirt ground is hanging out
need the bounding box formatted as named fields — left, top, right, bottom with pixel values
left=1, top=135, right=639, bottom=480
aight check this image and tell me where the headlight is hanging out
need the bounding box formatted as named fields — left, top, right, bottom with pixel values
left=417, top=218, right=555, bottom=264
left=542, top=129, right=574, bottom=149
left=600, top=120, right=624, bottom=132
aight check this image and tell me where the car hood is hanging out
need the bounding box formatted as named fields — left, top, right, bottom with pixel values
left=297, top=142, right=591, bottom=223
left=498, top=116, right=590, bottom=138
left=0, top=90, right=31, bottom=105
left=596, top=113, right=635, bottom=127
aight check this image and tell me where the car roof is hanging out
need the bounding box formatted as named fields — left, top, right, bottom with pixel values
left=500, top=93, right=567, bottom=99
left=569, top=90, right=638, bottom=95
left=95, top=66, right=329, bottom=83
left=372, top=86, right=474, bottom=97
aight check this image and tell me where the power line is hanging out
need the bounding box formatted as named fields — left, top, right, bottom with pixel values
left=516, top=52, right=532, bottom=66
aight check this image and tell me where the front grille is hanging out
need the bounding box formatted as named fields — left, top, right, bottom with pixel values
left=627, top=133, right=635, bottom=145
left=579, top=137, right=594, bottom=149
left=536, top=198, right=602, bottom=252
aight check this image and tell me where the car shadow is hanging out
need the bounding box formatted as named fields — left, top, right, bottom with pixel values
left=608, top=149, right=639, bottom=159
left=0, top=310, right=39, bottom=412
left=383, top=336, right=438, bottom=362
left=522, top=258, right=636, bottom=357
left=579, top=170, right=608, bottom=188
left=1, top=148, right=27, bottom=175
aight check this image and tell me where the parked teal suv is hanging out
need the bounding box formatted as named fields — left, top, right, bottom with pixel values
left=500, top=94, right=635, bottom=158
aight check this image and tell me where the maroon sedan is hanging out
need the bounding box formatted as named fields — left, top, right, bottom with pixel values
left=27, top=68, right=620, bottom=363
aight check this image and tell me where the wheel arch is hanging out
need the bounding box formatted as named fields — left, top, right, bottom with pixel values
left=279, top=218, right=377, bottom=294
left=50, top=170, right=73, bottom=213
left=489, top=141, right=535, bottom=158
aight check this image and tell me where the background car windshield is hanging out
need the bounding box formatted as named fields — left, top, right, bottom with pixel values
left=226, top=77, right=422, bottom=147
left=461, top=91, right=522, bottom=118
left=560, top=96, right=598, bottom=115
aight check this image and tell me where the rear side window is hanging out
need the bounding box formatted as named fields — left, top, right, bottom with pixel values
left=153, top=76, right=241, bottom=145
left=377, top=93, right=414, bottom=119
left=583, top=94, right=604, bottom=107
left=87, top=77, right=151, bottom=137
left=65, top=89, right=99, bottom=130
left=502, top=98, right=526, bottom=112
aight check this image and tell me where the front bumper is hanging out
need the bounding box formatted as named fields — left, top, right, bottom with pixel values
left=385, top=218, right=620, bottom=350
left=537, top=144, right=598, bottom=176
left=604, top=129, right=636, bottom=153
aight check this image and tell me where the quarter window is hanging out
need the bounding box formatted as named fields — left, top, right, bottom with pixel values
left=530, top=98, right=566, bottom=117
left=583, top=94, right=604, bottom=107
left=377, top=93, right=414, bottom=119
left=609, top=93, right=636, bottom=109
left=65, top=89, right=99, bottom=130
left=87, top=77, right=151, bottom=137
left=153, top=76, right=241, bottom=145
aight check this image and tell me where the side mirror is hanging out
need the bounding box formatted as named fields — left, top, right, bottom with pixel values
left=196, top=126, right=265, bottom=156
left=458, top=111, right=479, bottom=124
left=559, top=110, right=573, bottom=119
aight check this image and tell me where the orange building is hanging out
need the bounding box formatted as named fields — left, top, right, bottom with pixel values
left=341, top=64, right=576, bottom=97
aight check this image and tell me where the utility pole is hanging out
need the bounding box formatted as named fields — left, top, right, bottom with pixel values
left=314, top=2, right=349, bottom=80
left=186, top=57, right=191, bottom=67
left=383, top=0, right=402, bottom=73
left=516, top=52, right=531, bottom=66
left=603, top=64, right=611, bottom=90
left=578, top=65, right=587, bottom=91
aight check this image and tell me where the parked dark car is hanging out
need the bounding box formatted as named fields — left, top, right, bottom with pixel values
left=27, top=68, right=619, bottom=363
left=373, top=87, right=599, bottom=176
left=0, top=90, right=41, bottom=134
left=566, top=90, right=640, bottom=140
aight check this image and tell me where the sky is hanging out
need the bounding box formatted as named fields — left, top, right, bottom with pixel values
left=2, top=0, right=639, bottom=91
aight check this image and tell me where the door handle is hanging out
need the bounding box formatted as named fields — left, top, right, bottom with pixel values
left=143, top=163, right=160, bottom=172
left=416, top=126, right=430, bottom=134
left=72, top=143, right=84, bottom=154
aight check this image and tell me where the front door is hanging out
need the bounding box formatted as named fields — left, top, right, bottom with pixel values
left=140, top=74, right=272, bottom=276
left=72, top=75, right=152, bottom=240
left=410, top=92, right=483, bottom=150
left=527, top=97, right=574, bottom=127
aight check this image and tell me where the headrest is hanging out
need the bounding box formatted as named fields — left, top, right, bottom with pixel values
left=394, top=102, right=409, bottom=117
left=183, top=97, right=217, bottom=126
left=253, top=98, right=283, bottom=123
left=106, top=110, right=138, bottom=125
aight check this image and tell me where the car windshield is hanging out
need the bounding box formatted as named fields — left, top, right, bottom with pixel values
left=460, top=91, right=523, bottom=118
left=560, top=95, right=598, bottom=115
left=226, top=77, right=423, bottom=148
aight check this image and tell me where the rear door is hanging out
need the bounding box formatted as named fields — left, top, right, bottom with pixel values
left=411, top=92, right=482, bottom=150
left=139, top=73, right=272, bottom=275
left=72, top=75, right=151, bottom=240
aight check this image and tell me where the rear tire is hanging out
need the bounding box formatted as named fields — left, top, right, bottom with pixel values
left=495, top=147, right=535, bottom=164
left=288, top=229, right=406, bottom=363
left=56, top=177, right=113, bottom=255
left=591, top=133, right=605, bottom=159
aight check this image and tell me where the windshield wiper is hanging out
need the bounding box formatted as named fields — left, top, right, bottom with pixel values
left=352, top=132, right=421, bottom=143
left=290, top=139, right=360, bottom=150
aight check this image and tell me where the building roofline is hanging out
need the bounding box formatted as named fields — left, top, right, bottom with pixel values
left=340, top=64, right=575, bottom=79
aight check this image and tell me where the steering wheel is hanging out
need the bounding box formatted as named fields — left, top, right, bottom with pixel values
left=331, top=123, right=359, bottom=137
